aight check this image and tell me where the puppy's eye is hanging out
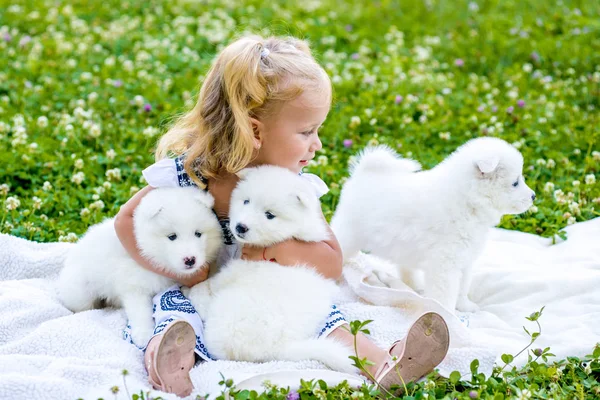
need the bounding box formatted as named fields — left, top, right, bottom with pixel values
left=265, top=211, right=276, bottom=220
left=512, top=180, right=519, bottom=187
left=244, top=199, right=250, bottom=205
left=195, top=231, right=202, bottom=238
left=167, top=233, right=177, bottom=241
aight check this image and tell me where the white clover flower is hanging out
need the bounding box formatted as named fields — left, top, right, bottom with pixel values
left=88, top=92, right=99, bottom=103
left=516, top=388, right=532, bottom=400
left=554, top=189, right=567, bottom=204
left=567, top=216, right=576, bottom=225
left=58, top=232, right=79, bottom=243
left=134, top=95, right=145, bottom=106
left=546, top=159, right=556, bottom=168
left=544, top=182, right=555, bottom=193
left=105, top=149, right=117, bottom=160
left=0, top=183, right=9, bottom=195
left=569, top=202, right=581, bottom=215
left=89, top=200, right=105, bottom=210
left=424, top=379, right=436, bottom=390
left=5, top=196, right=20, bottom=211
left=102, top=181, right=111, bottom=189
left=439, top=132, right=451, bottom=141
left=529, top=205, right=538, bottom=213
left=129, top=186, right=140, bottom=195
left=536, top=159, right=546, bottom=166
left=74, top=159, right=84, bottom=169
left=143, top=126, right=159, bottom=137
left=80, top=208, right=90, bottom=217
left=593, top=151, right=600, bottom=161
left=42, top=181, right=52, bottom=191
left=71, top=171, right=85, bottom=185
left=317, top=155, right=328, bottom=166
left=89, top=123, right=101, bottom=138
left=37, top=116, right=48, bottom=128
left=369, top=118, right=377, bottom=126
left=31, top=196, right=42, bottom=210
left=585, top=174, right=596, bottom=185
left=106, top=168, right=122, bottom=181
left=349, top=116, right=361, bottom=129
left=572, top=180, right=580, bottom=187
left=523, top=63, right=533, bottom=73
left=418, top=114, right=427, bottom=124
left=12, top=114, right=25, bottom=127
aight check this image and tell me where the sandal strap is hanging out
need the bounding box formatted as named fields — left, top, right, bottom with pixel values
left=374, top=339, right=406, bottom=381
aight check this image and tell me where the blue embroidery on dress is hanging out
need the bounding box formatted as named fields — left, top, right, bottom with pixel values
left=196, top=336, right=215, bottom=360
left=160, top=290, right=197, bottom=314
left=174, top=155, right=208, bottom=188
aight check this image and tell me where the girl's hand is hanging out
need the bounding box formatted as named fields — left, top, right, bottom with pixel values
left=241, top=244, right=277, bottom=262
left=177, top=262, right=210, bottom=287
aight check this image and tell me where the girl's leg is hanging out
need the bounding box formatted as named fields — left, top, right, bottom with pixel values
left=327, top=312, right=450, bottom=389
left=145, top=320, right=197, bottom=397
left=125, top=285, right=213, bottom=396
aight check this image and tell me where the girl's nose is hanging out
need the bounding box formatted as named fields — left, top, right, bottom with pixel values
left=310, top=135, right=322, bottom=152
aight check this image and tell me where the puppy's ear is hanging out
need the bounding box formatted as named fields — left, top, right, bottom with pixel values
left=476, top=157, right=500, bottom=174
left=235, top=168, right=252, bottom=180
left=193, top=191, right=215, bottom=209
left=296, top=192, right=311, bottom=209
left=138, top=205, right=163, bottom=220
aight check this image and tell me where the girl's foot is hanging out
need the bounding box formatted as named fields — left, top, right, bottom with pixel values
left=373, top=312, right=449, bottom=390
left=146, top=320, right=197, bottom=397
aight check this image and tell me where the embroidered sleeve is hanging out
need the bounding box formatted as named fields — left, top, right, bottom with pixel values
left=142, top=156, right=207, bottom=188
left=142, top=158, right=180, bottom=188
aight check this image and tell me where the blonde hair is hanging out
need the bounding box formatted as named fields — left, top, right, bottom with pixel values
left=155, top=35, right=331, bottom=187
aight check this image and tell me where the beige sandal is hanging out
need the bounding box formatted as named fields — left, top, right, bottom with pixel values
left=374, top=312, right=449, bottom=390
left=147, top=320, right=197, bottom=397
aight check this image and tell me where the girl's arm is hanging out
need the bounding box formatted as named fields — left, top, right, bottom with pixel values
left=241, top=212, right=343, bottom=280
left=114, top=186, right=210, bottom=287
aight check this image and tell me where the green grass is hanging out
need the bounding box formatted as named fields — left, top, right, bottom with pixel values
left=1, top=0, right=599, bottom=398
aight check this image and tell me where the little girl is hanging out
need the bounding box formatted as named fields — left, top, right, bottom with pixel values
left=114, top=35, right=450, bottom=397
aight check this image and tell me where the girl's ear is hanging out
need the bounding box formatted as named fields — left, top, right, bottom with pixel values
left=249, top=118, right=263, bottom=150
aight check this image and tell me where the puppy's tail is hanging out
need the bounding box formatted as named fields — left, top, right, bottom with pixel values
left=350, top=145, right=421, bottom=176
left=278, top=338, right=357, bottom=374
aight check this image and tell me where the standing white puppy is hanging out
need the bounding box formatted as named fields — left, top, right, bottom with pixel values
left=331, top=137, right=536, bottom=312
left=56, top=187, right=223, bottom=344
left=184, top=166, right=356, bottom=373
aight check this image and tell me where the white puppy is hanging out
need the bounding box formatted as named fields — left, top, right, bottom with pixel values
left=56, top=187, right=223, bottom=344
left=331, top=137, right=536, bottom=312
left=183, top=166, right=355, bottom=373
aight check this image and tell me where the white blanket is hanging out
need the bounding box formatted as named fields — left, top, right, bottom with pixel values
left=1, top=219, right=598, bottom=399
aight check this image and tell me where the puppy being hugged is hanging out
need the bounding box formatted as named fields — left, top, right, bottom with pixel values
left=56, top=187, right=223, bottom=344
left=331, top=137, right=536, bottom=313
left=183, top=166, right=355, bottom=373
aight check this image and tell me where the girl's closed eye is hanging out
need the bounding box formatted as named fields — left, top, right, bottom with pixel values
left=300, top=129, right=316, bottom=136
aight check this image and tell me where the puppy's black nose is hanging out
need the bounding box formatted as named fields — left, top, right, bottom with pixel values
left=184, top=256, right=196, bottom=267
left=531, top=193, right=536, bottom=201
left=236, top=223, right=248, bottom=235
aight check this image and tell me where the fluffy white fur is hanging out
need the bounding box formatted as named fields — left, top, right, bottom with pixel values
left=183, top=166, right=355, bottom=373
left=56, top=187, right=223, bottom=345
left=331, top=137, right=536, bottom=313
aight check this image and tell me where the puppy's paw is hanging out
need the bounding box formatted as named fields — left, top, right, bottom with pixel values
left=131, top=322, right=155, bottom=346
left=456, top=296, right=479, bottom=313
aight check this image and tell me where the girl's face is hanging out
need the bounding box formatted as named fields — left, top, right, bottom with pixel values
left=251, top=85, right=330, bottom=174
